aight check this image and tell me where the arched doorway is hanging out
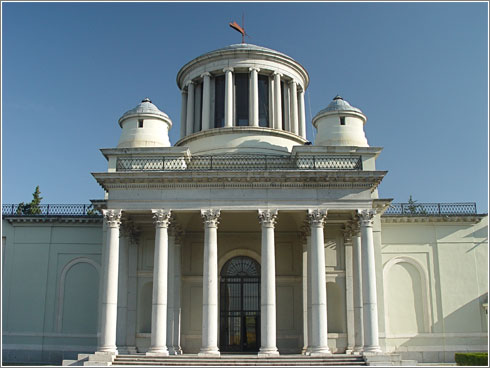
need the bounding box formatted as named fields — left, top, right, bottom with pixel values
left=220, top=256, right=260, bottom=352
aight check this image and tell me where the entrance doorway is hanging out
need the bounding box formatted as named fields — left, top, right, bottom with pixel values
left=220, top=256, right=260, bottom=352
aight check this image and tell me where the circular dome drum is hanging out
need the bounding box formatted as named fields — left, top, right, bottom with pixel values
left=175, top=44, right=310, bottom=155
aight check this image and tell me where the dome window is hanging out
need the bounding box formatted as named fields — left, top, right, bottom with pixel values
left=340, top=116, right=346, bottom=126
left=138, top=119, right=144, bottom=128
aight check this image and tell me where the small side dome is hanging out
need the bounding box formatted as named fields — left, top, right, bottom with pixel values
left=312, top=95, right=368, bottom=147
left=318, top=95, right=363, bottom=114
left=117, top=98, right=172, bottom=148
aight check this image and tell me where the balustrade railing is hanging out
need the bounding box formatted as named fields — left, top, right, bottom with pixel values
left=384, top=202, right=478, bottom=216
left=116, top=154, right=363, bottom=172
left=2, top=202, right=479, bottom=218
left=2, top=204, right=101, bottom=217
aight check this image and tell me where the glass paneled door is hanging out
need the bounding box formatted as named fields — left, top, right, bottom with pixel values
left=220, top=256, right=260, bottom=352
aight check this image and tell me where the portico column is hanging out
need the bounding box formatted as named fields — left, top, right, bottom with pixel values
left=273, top=72, right=282, bottom=130
left=116, top=224, right=131, bottom=351
left=344, top=227, right=355, bottom=353
left=173, top=227, right=183, bottom=354
left=249, top=67, right=260, bottom=127
left=147, top=209, right=172, bottom=356
left=180, top=89, right=188, bottom=138
left=201, top=72, right=212, bottom=131
left=99, top=209, right=122, bottom=354
left=224, top=67, right=234, bottom=128
left=185, top=82, right=195, bottom=136
left=289, top=80, right=299, bottom=135
left=352, top=223, right=364, bottom=353
left=199, top=209, right=221, bottom=357
left=307, top=209, right=331, bottom=356
left=298, top=89, right=306, bottom=139
left=300, top=224, right=312, bottom=354
left=258, top=209, right=280, bottom=357
left=166, top=227, right=176, bottom=354
left=359, top=209, right=381, bottom=353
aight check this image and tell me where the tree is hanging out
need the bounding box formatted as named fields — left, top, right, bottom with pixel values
left=407, top=195, right=426, bottom=215
left=29, top=186, right=43, bottom=214
left=16, top=186, right=43, bottom=215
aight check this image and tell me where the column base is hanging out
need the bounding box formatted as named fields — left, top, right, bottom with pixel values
left=362, top=347, right=382, bottom=354
left=258, top=347, right=279, bottom=357
left=146, top=347, right=169, bottom=356
left=353, top=346, right=364, bottom=354
left=198, top=348, right=220, bottom=357
left=95, top=348, right=118, bottom=356
left=309, top=347, right=332, bottom=357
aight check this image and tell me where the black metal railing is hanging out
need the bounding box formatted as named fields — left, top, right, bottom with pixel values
left=2, top=204, right=102, bottom=217
left=116, top=154, right=363, bottom=172
left=384, top=202, right=478, bottom=216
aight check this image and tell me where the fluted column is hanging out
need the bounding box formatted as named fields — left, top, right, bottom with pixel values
left=273, top=72, right=282, bottom=130
left=180, top=90, right=188, bottom=138
left=166, top=227, right=176, bottom=354
left=99, top=209, right=122, bottom=354
left=173, top=227, right=183, bottom=354
left=352, top=223, right=364, bottom=353
left=201, top=72, right=212, bottom=131
left=249, top=67, right=260, bottom=127
left=116, top=224, right=131, bottom=351
left=147, top=210, right=171, bottom=356
left=359, top=209, right=381, bottom=353
left=344, top=227, right=355, bottom=353
left=199, top=209, right=221, bottom=357
left=298, top=89, right=306, bottom=139
left=224, top=67, right=234, bottom=128
left=289, top=80, right=299, bottom=135
left=185, top=82, right=195, bottom=136
left=257, top=209, right=279, bottom=357
left=307, top=209, right=331, bottom=356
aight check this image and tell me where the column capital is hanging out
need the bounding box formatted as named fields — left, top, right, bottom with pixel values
left=358, top=209, right=376, bottom=226
left=273, top=71, right=283, bottom=78
left=307, top=209, right=328, bottom=227
left=152, top=209, right=172, bottom=228
left=121, top=221, right=141, bottom=245
left=249, top=66, right=260, bottom=73
left=181, top=89, right=188, bottom=95
left=343, top=224, right=354, bottom=245
left=201, top=209, right=221, bottom=228
left=200, top=72, right=212, bottom=79
left=223, top=67, right=234, bottom=73
left=103, top=209, right=122, bottom=228
left=258, top=209, right=278, bottom=227
left=185, top=80, right=195, bottom=88
left=288, top=79, right=297, bottom=86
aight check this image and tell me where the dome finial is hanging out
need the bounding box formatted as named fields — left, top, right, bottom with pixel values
left=333, top=95, right=343, bottom=101
left=142, top=97, right=152, bottom=103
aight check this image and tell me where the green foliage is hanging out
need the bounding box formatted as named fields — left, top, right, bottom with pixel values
left=455, top=352, right=488, bottom=366
left=16, top=186, right=43, bottom=215
left=86, top=206, right=100, bottom=216
left=407, top=195, right=427, bottom=215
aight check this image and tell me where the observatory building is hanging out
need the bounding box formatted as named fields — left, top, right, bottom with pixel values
left=2, top=43, right=487, bottom=366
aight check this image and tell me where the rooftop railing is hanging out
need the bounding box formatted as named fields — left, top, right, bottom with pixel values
left=2, top=203, right=479, bottom=217
left=384, top=202, right=478, bottom=216
left=115, top=154, right=363, bottom=172
left=2, top=204, right=101, bottom=217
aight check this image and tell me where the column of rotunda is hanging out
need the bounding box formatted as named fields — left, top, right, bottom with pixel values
left=179, top=69, right=306, bottom=139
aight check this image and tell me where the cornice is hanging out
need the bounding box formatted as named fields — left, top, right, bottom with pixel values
left=381, top=215, right=486, bottom=224
left=4, top=217, right=103, bottom=224
left=92, top=170, right=387, bottom=192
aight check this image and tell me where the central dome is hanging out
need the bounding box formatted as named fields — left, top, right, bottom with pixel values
left=175, top=43, right=309, bottom=155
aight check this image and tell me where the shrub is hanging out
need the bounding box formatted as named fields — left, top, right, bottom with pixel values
left=455, top=352, right=488, bottom=366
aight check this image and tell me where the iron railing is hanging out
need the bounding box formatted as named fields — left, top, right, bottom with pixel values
left=2, top=204, right=101, bottom=217
left=384, top=202, right=478, bottom=216
left=116, top=154, right=363, bottom=172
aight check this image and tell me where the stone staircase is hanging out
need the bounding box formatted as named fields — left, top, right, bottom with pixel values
left=111, top=354, right=367, bottom=366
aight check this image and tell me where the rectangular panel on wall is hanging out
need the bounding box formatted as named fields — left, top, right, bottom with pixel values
left=276, top=242, right=293, bottom=275
left=276, top=286, right=294, bottom=331
left=190, top=243, right=203, bottom=274
left=325, top=238, right=337, bottom=268
left=190, top=285, right=203, bottom=331
left=139, top=238, right=154, bottom=271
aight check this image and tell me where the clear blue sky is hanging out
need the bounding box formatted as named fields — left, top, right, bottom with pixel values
left=2, top=2, right=488, bottom=213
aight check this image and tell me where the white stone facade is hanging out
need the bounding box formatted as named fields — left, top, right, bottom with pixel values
left=1, top=42, right=487, bottom=365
